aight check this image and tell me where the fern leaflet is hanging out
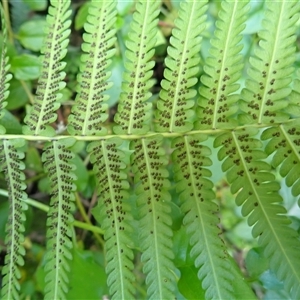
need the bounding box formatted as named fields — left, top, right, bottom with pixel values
left=0, top=139, right=28, bottom=300
left=240, top=1, right=300, bottom=125
left=88, top=138, right=135, bottom=299
left=197, top=0, right=249, bottom=130
left=114, top=0, right=160, bottom=135
left=173, top=134, right=234, bottom=299
left=68, top=0, right=117, bottom=136
left=23, top=0, right=71, bottom=136
left=42, top=138, right=76, bottom=299
left=215, top=128, right=300, bottom=298
left=132, top=136, right=175, bottom=299
left=0, top=4, right=12, bottom=134
left=155, top=0, right=207, bottom=133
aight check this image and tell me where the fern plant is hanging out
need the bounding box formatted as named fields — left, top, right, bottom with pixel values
left=1, top=0, right=300, bottom=299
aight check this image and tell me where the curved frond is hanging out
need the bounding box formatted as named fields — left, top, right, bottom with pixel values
left=197, top=0, right=249, bottom=130
left=113, top=0, right=160, bottom=135
left=155, top=0, right=207, bottom=133
left=214, top=128, right=300, bottom=298
left=87, top=138, right=135, bottom=299
left=42, top=138, right=76, bottom=300
left=240, top=1, right=300, bottom=125
left=0, top=139, right=28, bottom=300
left=172, top=134, right=234, bottom=299
left=262, top=119, right=300, bottom=198
left=132, top=136, right=175, bottom=299
left=23, top=0, right=71, bottom=136
left=67, top=0, right=117, bottom=136
left=0, top=4, right=13, bottom=134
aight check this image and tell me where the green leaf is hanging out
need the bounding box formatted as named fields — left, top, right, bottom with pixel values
left=107, top=56, right=125, bottom=108
left=25, top=146, right=43, bottom=172
left=74, top=1, right=91, bottom=30
left=36, top=249, right=108, bottom=299
left=23, top=0, right=47, bottom=11
left=72, top=154, right=89, bottom=192
left=178, top=266, right=206, bottom=300
left=245, top=247, right=269, bottom=278
left=0, top=110, right=22, bottom=134
left=18, top=19, right=47, bottom=52
left=5, top=79, right=30, bottom=110
left=0, top=199, right=10, bottom=241
left=10, top=54, right=41, bottom=80
left=228, top=256, right=257, bottom=300
left=68, top=250, right=108, bottom=299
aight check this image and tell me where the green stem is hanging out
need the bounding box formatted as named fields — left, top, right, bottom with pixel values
left=20, top=80, right=34, bottom=104
left=25, top=172, right=45, bottom=184
left=0, top=121, right=293, bottom=142
left=0, top=188, right=104, bottom=235
left=75, top=192, right=105, bottom=247
left=2, top=0, right=14, bottom=44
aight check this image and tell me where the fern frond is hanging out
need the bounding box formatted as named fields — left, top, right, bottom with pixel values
left=42, top=138, right=76, bottom=300
left=0, top=4, right=13, bottom=134
left=87, top=138, right=135, bottom=299
left=132, top=136, right=175, bottom=299
left=262, top=119, right=300, bottom=198
left=240, top=1, right=300, bottom=125
left=215, top=128, right=300, bottom=298
left=23, top=0, right=71, bottom=136
left=197, top=0, right=249, bottom=130
left=172, top=134, right=234, bottom=299
left=0, top=139, right=28, bottom=300
left=68, top=0, right=117, bottom=136
left=155, top=0, right=207, bottom=133
left=114, top=0, right=161, bottom=135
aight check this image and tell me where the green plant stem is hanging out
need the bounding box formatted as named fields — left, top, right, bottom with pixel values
left=2, top=0, right=14, bottom=44
left=20, top=80, right=34, bottom=104
left=25, top=172, right=45, bottom=184
left=0, top=188, right=104, bottom=235
left=0, top=121, right=294, bottom=142
left=75, top=192, right=105, bottom=248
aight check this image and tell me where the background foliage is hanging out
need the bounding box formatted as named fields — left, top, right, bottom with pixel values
left=0, top=0, right=300, bottom=299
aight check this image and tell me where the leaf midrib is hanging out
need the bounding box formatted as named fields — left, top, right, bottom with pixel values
left=81, top=3, right=107, bottom=136
left=169, top=0, right=196, bottom=133
left=52, top=141, right=65, bottom=299
left=128, top=2, right=152, bottom=135
left=141, top=138, right=164, bottom=299
left=213, top=0, right=239, bottom=129
left=258, top=1, right=285, bottom=124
